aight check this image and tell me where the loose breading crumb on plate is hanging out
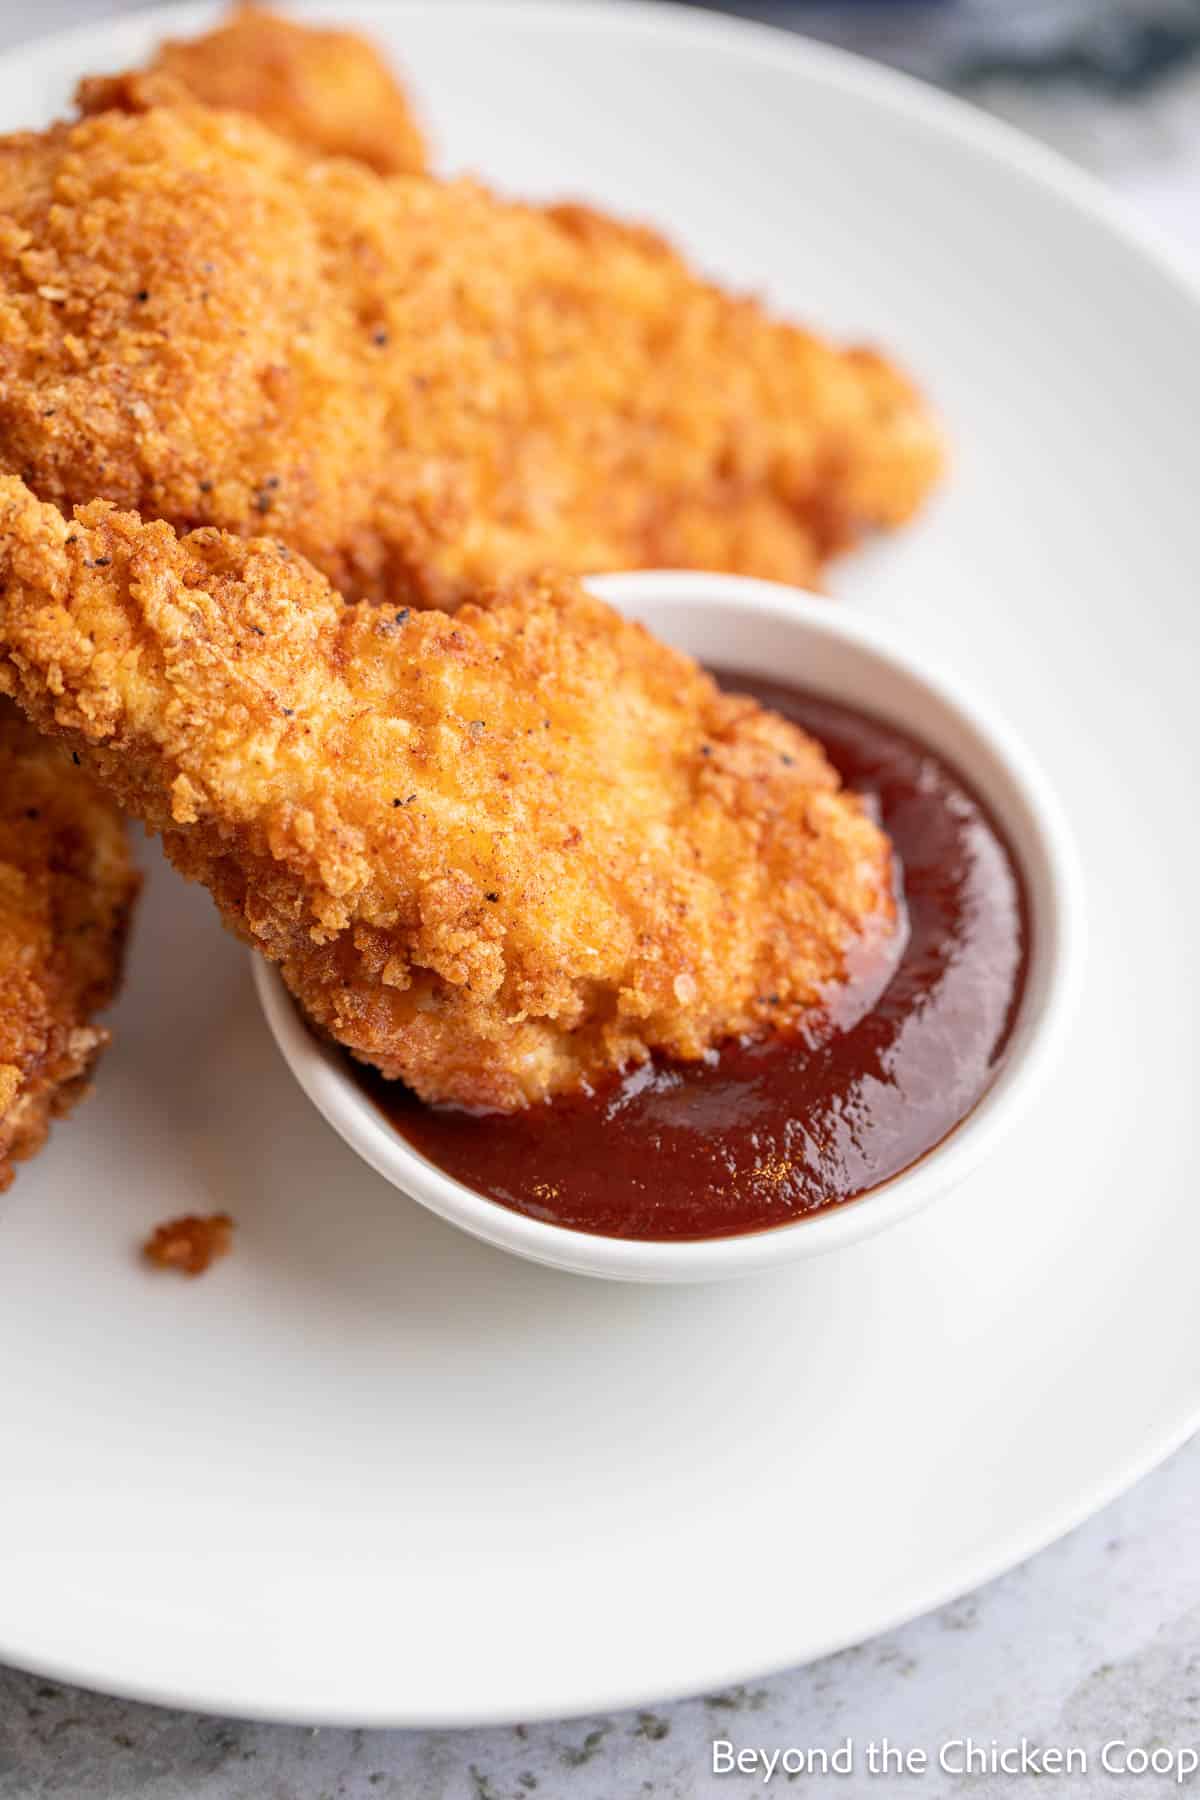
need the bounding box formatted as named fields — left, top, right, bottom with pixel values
left=143, top=1211, right=235, bottom=1276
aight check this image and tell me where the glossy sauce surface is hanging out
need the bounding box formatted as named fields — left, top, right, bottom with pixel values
left=356, top=676, right=1030, bottom=1240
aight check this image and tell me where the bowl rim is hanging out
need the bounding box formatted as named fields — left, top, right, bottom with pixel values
left=254, top=572, right=1085, bottom=1283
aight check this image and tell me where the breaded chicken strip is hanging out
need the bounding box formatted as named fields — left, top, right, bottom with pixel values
left=0, top=103, right=940, bottom=609
left=0, top=479, right=898, bottom=1112
left=76, top=3, right=427, bottom=175
left=0, top=700, right=139, bottom=1189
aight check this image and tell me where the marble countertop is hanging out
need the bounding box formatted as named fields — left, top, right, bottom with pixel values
left=3, top=4, right=1199, bottom=1796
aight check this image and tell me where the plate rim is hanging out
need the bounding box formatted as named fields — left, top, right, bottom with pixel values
left=2, top=0, right=1199, bottom=1728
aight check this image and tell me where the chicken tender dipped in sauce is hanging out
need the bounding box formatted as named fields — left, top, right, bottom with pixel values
left=0, top=479, right=900, bottom=1112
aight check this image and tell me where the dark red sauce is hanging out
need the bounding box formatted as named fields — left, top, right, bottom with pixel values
left=354, top=675, right=1030, bottom=1240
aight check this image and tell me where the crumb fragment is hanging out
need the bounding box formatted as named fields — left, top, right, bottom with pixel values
left=142, top=1211, right=234, bottom=1276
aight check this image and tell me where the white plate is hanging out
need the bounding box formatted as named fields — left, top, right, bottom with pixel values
left=1, top=0, right=1198, bottom=1729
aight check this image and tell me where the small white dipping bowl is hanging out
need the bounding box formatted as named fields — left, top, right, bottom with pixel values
left=255, top=572, right=1083, bottom=1283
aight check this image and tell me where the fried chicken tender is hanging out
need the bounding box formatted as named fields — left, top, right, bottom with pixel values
left=0, top=699, right=139, bottom=1189
left=0, top=102, right=941, bottom=609
left=0, top=478, right=897, bottom=1112
left=76, top=3, right=427, bottom=175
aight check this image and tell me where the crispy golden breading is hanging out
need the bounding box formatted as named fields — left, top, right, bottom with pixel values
left=0, top=479, right=898, bottom=1112
left=0, top=103, right=941, bottom=609
left=76, top=3, right=427, bottom=175
left=0, top=699, right=138, bottom=1188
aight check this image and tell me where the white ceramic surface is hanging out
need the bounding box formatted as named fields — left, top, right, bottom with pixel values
left=256, top=573, right=1082, bottom=1283
left=1, top=0, right=1198, bottom=1730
